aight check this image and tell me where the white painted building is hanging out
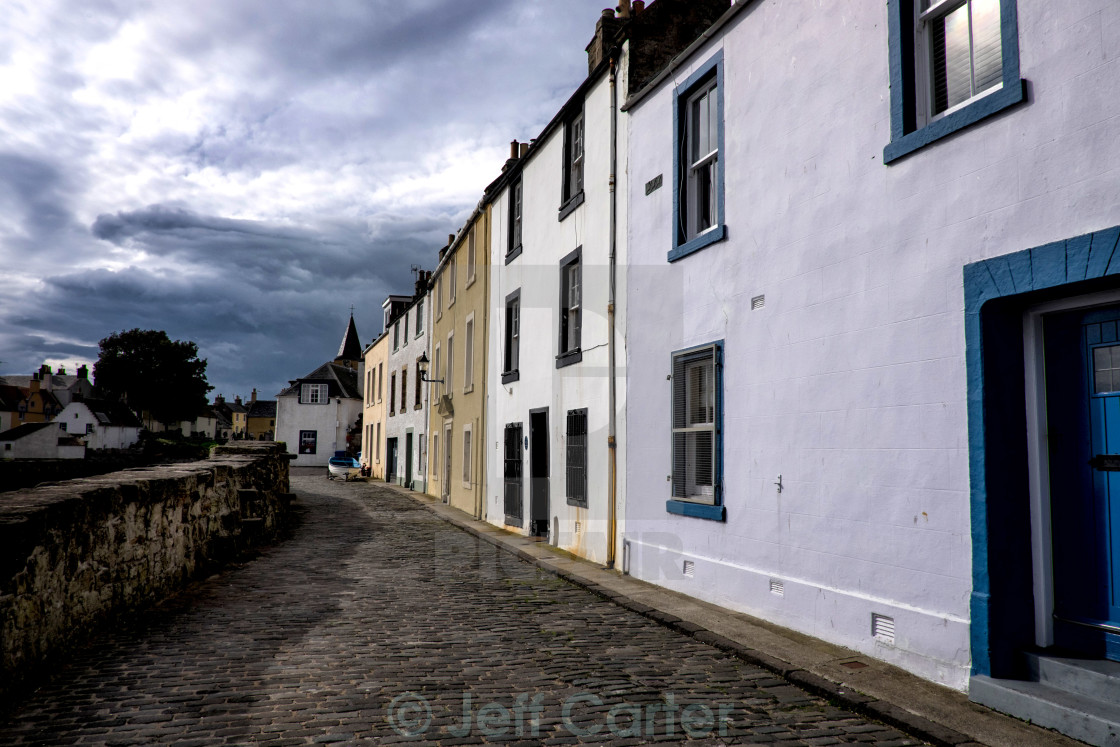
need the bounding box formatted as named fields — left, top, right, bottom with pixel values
left=56, top=399, right=142, bottom=450
left=0, top=422, right=84, bottom=460
left=383, top=285, right=430, bottom=492
left=275, top=317, right=365, bottom=467
left=484, top=11, right=644, bottom=565
left=623, top=0, right=1120, bottom=735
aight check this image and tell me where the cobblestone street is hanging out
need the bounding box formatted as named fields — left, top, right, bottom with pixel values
left=0, top=475, right=927, bottom=746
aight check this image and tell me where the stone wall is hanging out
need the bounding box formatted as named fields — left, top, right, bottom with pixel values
left=0, top=442, right=292, bottom=703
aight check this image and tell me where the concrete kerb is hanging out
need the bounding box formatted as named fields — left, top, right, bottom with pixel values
left=362, top=480, right=1074, bottom=747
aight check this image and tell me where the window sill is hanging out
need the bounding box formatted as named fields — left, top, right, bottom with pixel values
left=668, top=224, right=727, bottom=263
left=505, top=515, right=523, bottom=528
left=464, top=385, right=474, bottom=395
left=884, top=80, right=1027, bottom=164
left=556, top=349, right=583, bottom=369
left=666, top=499, right=726, bottom=521
left=558, top=191, right=585, bottom=222
left=466, top=275, right=476, bottom=290
left=501, top=370, right=520, bottom=385
left=506, top=245, right=523, bottom=264
left=414, top=403, right=422, bottom=411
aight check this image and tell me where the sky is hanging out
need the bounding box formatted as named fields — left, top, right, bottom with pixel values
left=0, top=0, right=613, bottom=402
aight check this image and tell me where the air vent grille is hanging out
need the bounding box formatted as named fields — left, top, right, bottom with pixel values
left=683, top=560, right=695, bottom=578
left=872, top=614, right=895, bottom=645
left=769, top=579, right=784, bottom=596
left=751, top=295, right=765, bottom=310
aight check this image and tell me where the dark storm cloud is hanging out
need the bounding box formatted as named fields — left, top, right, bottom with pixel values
left=0, top=0, right=612, bottom=398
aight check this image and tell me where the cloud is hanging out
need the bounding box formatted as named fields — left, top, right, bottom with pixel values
left=0, top=0, right=613, bottom=399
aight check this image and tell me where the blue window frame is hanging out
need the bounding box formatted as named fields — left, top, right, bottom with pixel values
left=670, top=50, right=726, bottom=263
left=884, top=0, right=1025, bottom=164
left=667, top=340, right=725, bottom=521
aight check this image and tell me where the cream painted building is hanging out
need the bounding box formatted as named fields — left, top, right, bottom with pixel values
left=426, top=205, right=491, bottom=518
left=361, top=331, right=389, bottom=480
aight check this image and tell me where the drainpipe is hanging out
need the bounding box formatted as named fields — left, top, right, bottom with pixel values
left=606, top=51, right=619, bottom=570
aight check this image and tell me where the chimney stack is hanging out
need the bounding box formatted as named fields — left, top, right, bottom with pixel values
left=251, top=388, right=257, bottom=404
left=77, top=365, right=89, bottom=380
left=586, top=7, right=624, bottom=74
left=234, top=395, right=242, bottom=406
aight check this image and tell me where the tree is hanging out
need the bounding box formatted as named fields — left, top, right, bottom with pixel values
left=93, top=329, right=213, bottom=426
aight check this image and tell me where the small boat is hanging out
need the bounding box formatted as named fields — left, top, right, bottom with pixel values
left=327, top=455, right=361, bottom=481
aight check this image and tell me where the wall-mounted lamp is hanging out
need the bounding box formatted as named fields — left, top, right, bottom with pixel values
left=417, top=353, right=444, bottom=384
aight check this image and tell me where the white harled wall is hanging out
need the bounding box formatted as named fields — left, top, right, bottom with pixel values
left=623, top=0, right=1120, bottom=690
left=487, top=57, right=628, bottom=564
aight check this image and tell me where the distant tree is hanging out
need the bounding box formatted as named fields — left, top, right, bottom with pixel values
left=93, top=329, right=213, bottom=425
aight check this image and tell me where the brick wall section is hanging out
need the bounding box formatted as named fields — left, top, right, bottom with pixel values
left=0, top=442, right=291, bottom=702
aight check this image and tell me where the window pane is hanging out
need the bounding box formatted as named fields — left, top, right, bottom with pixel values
left=971, top=0, right=1003, bottom=94
left=932, top=4, right=972, bottom=113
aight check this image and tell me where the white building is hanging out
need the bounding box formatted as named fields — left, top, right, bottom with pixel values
left=383, top=283, right=430, bottom=492
left=56, top=399, right=142, bottom=450
left=484, top=9, right=651, bottom=565
left=623, top=0, right=1120, bottom=740
left=0, top=422, right=84, bottom=460
left=275, top=316, right=364, bottom=467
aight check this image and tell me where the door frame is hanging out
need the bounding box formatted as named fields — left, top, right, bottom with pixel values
left=965, top=224, right=1120, bottom=678
left=1023, top=288, right=1120, bottom=648
left=442, top=420, right=453, bottom=503
left=405, top=430, right=414, bottom=490
left=529, top=407, right=550, bottom=537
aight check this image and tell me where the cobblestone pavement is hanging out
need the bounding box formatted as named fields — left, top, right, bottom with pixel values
left=0, top=476, right=927, bottom=746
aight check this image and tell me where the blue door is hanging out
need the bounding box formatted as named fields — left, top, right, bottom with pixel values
left=1047, top=307, right=1120, bottom=660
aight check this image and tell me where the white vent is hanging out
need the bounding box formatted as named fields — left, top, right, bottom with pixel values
left=574, top=521, right=582, bottom=534
left=872, top=614, right=895, bottom=645
left=682, top=560, right=695, bottom=578
left=751, top=295, right=765, bottom=310
left=769, top=579, right=784, bottom=596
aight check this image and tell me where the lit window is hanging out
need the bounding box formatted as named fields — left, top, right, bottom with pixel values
left=885, top=0, right=1023, bottom=162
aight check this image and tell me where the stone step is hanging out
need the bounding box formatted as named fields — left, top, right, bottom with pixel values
left=971, top=673, right=1120, bottom=747
left=1027, top=653, right=1120, bottom=702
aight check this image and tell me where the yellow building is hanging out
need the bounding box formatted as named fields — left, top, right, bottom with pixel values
left=361, top=331, right=389, bottom=479
left=426, top=203, right=490, bottom=518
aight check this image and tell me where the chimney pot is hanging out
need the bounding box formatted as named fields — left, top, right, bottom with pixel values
left=617, top=0, right=631, bottom=19
left=449, top=233, right=455, bottom=245
left=519, top=142, right=529, bottom=157
left=633, top=0, right=644, bottom=12
left=510, top=140, right=520, bottom=159
left=602, top=8, right=615, bottom=19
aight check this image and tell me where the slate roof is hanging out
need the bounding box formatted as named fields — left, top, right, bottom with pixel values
left=0, top=385, right=25, bottom=411
left=0, top=421, right=55, bottom=441
left=77, top=398, right=143, bottom=428
left=246, top=400, right=277, bottom=418
left=278, top=362, right=361, bottom=400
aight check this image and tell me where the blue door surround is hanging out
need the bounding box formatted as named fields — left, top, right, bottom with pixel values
left=966, top=224, right=1120, bottom=678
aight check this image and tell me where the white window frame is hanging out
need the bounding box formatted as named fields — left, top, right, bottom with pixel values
left=462, top=423, right=473, bottom=488
left=446, top=331, right=455, bottom=400
left=684, top=79, right=719, bottom=242
left=301, top=383, right=328, bottom=404
left=913, top=0, right=1004, bottom=126
left=671, top=343, right=722, bottom=507
left=448, top=255, right=457, bottom=307
left=464, top=314, right=475, bottom=394
left=466, top=228, right=476, bottom=287
left=415, top=298, right=424, bottom=336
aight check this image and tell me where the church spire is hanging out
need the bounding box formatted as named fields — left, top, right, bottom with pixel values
left=335, top=313, right=362, bottom=367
